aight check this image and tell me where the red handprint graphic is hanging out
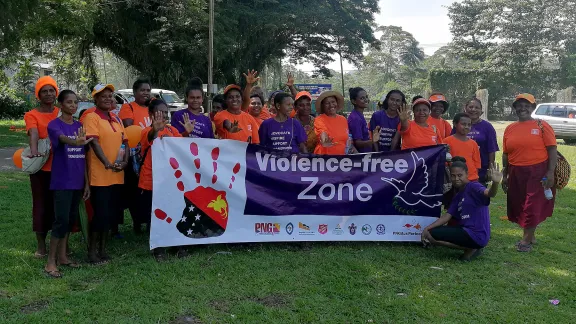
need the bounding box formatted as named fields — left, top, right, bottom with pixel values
left=156, top=142, right=241, bottom=239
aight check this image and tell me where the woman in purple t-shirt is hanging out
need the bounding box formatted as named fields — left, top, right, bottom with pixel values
left=171, top=77, right=215, bottom=139
left=258, top=93, right=307, bottom=153
left=45, top=90, right=91, bottom=278
left=348, top=87, right=379, bottom=153
left=421, top=157, right=502, bottom=261
left=369, top=90, right=405, bottom=151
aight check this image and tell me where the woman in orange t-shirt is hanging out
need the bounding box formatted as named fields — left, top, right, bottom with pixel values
left=248, top=94, right=268, bottom=126
left=394, top=98, right=442, bottom=150
left=84, top=84, right=129, bottom=265
left=313, top=91, right=350, bottom=155
left=118, top=78, right=152, bottom=128
left=213, top=70, right=261, bottom=143
left=24, top=76, right=60, bottom=258
left=138, top=98, right=192, bottom=261
left=502, top=94, right=558, bottom=253
left=444, top=113, right=481, bottom=181
left=427, top=93, right=452, bottom=139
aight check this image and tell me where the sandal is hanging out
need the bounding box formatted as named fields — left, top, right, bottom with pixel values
left=516, top=242, right=532, bottom=252
left=89, top=258, right=109, bottom=266
left=45, top=269, right=62, bottom=278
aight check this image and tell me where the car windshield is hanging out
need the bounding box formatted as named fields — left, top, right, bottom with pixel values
left=78, top=102, right=93, bottom=109
left=535, top=105, right=576, bottom=117
left=160, top=93, right=181, bottom=104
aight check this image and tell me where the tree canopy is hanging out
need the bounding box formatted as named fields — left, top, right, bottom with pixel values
left=3, top=0, right=379, bottom=90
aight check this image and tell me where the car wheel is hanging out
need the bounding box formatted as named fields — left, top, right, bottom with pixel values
left=563, top=139, right=576, bottom=145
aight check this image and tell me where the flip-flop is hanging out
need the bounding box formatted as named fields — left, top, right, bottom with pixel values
left=470, top=248, right=484, bottom=260
left=34, top=252, right=47, bottom=259
left=89, top=259, right=109, bottom=266
left=45, top=269, right=62, bottom=278
left=516, top=242, right=532, bottom=252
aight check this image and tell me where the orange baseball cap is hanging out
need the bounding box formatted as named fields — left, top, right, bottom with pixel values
left=412, top=98, right=431, bottom=109
left=295, top=91, right=312, bottom=102
left=429, top=93, right=447, bottom=103
left=514, top=93, right=536, bottom=104
left=223, top=84, right=241, bottom=95
left=91, top=83, right=115, bottom=98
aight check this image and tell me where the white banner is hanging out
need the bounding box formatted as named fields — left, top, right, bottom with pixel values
left=150, top=138, right=441, bottom=249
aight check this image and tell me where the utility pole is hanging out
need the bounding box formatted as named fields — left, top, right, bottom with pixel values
left=207, top=0, right=214, bottom=113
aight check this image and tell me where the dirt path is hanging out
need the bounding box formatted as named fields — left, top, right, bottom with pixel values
left=0, top=148, right=18, bottom=172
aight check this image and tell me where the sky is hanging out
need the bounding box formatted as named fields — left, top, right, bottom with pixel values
left=296, top=0, right=460, bottom=72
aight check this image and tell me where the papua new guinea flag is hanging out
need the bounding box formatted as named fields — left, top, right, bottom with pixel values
left=176, top=186, right=229, bottom=238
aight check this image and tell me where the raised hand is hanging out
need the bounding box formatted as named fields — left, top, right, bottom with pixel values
left=488, top=163, right=503, bottom=183
left=229, top=120, right=243, bottom=133
left=243, top=69, right=260, bottom=85
left=286, top=72, right=295, bottom=87
left=398, top=104, right=411, bottom=122
left=372, top=126, right=381, bottom=143
left=74, top=127, right=93, bottom=146
left=180, top=113, right=196, bottom=134
left=320, top=132, right=335, bottom=147
left=152, top=111, right=167, bottom=131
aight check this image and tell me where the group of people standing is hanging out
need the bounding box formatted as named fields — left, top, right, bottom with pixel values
left=23, top=71, right=558, bottom=277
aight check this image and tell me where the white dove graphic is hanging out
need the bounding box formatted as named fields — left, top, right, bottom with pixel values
left=381, top=151, right=443, bottom=208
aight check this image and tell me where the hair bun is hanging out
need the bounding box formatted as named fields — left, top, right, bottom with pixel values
left=451, top=156, right=467, bottom=163
left=188, top=77, right=203, bottom=87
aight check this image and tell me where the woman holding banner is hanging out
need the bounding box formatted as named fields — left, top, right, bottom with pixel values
left=214, top=70, right=260, bottom=143
left=258, top=93, right=308, bottom=153
left=369, top=90, right=405, bottom=152
left=393, top=97, right=443, bottom=150
left=502, top=94, right=557, bottom=253
left=139, top=98, right=193, bottom=261
left=313, top=91, right=351, bottom=155
left=421, top=157, right=502, bottom=261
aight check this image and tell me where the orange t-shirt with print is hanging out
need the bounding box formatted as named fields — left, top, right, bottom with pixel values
left=84, top=110, right=127, bottom=186
left=213, top=110, right=260, bottom=144
left=138, top=126, right=182, bottom=191
left=24, top=107, right=60, bottom=171
left=444, top=136, right=482, bottom=181
left=79, top=107, right=96, bottom=124
left=400, top=121, right=442, bottom=150
left=314, top=114, right=349, bottom=155
left=427, top=116, right=452, bottom=139
left=119, top=102, right=151, bottom=128
left=503, top=120, right=557, bottom=166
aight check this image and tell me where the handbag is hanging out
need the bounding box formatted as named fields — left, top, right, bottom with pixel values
left=21, top=138, right=51, bottom=174
left=536, top=119, right=571, bottom=189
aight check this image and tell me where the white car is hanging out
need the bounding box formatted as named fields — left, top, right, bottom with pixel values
left=531, top=103, right=576, bottom=144
left=116, top=88, right=198, bottom=116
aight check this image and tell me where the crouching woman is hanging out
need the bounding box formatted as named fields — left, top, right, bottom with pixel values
left=421, top=157, right=502, bottom=261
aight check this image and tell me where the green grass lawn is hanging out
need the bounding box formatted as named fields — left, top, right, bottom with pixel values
left=0, top=120, right=27, bottom=148
left=1, top=137, right=575, bottom=323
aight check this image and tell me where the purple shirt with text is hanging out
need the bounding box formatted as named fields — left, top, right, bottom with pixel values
left=447, top=181, right=491, bottom=247
left=47, top=119, right=86, bottom=190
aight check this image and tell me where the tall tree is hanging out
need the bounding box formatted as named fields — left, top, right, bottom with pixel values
left=18, top=0, right=378, bottom=90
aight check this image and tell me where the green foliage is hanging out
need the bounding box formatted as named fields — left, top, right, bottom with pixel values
left=0, top=84, right=33, bottom=119
left=12, top=59, right=37, bottom=93
left=14, top=0, right=378, bottom=91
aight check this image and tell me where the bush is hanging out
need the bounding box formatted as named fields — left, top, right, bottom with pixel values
left=0, top=84, right=34, bottom=119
